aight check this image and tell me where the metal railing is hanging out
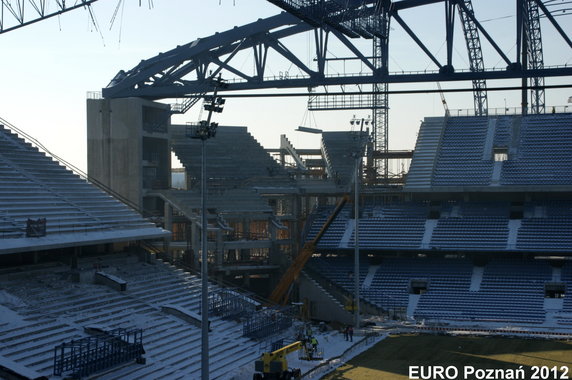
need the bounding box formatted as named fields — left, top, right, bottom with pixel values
left=53, top=329, right=144, bottom=378
left=243, top=307, right=293, bottom=340
left=449, top=105, right=572, bottom=117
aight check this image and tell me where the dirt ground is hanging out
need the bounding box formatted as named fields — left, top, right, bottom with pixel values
left=321, top=334, right=572, bottom=380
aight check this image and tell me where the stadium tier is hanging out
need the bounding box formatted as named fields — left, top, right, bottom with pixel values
left=309, top=256, right=570, bottom=325
left=303, top=113, right=572, bottom=327
left=0, top=255, right=262, bottom=379
left=170, top=125, right=287, bottom=183
left=321, top=131, right=366, bottom=185
left=305, top=200, right=572, bottom=252
left=405, top=114, right=572, bottom=190
left=0, top=125, right=167, bottom=255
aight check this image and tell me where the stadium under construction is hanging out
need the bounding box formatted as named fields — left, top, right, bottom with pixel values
left=1, top=1, right=572, bottom=379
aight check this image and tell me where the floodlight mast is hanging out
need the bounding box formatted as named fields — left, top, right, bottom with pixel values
left=186, top=74, right=227, bottom=380
left=349, top=115, right=369, bottom=329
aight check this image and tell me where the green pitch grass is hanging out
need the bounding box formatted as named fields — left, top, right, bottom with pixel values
left=321, top=334, right=572, bottom=380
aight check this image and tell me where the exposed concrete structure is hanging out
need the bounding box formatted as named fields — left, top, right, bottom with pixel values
left=87, top=98, right=171, bottom=212
left=85, top=100, right=412, bottom=307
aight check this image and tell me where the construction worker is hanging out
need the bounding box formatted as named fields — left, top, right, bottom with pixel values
left=311, top=336, right=318, bottom=352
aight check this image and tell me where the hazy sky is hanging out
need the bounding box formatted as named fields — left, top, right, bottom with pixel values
left=0, top=0, right=570, bottom=172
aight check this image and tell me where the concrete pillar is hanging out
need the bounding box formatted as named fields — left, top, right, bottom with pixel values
left=242, top=219, right=250, bottom=239
left=163, top=202, right=173, bottom=257
left=240, top=219, right=251, bottom=262
left=70, top=247, right=81, bottom=283
left=191, top=218, right=200, bottom=269
left=240, top=249, right=250, bottom=262
left=71, top=247, right=80, bottom=270
left=294, top=195, right=302, bottom=256
left=215, top=230, right=223, bottom=266
left=268, top=218, right=280, bottom=266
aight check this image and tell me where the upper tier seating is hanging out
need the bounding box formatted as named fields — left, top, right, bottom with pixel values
left=406, top=113, right=572, bottom=189
left=305, top=200, right=572, bottom=252
left=170, top=125, right=287, bottom=183
left=0, top=125, right=165, bottom=252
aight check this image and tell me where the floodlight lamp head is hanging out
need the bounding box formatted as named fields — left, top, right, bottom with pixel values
left=350, top=120, right=355, bottom=125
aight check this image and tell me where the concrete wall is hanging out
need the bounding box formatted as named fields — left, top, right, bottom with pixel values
left=87, top=98, right=170, bottom=210
left=299, top=273, right=354, bottom=325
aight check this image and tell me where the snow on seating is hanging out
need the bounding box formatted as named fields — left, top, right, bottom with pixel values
left=0, top=255, right=262, bottom=379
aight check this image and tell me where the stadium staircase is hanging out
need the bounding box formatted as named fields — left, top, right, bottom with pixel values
left=404, top=117, right=446, bottom=190
left=301, top=266, right=383, bottom=322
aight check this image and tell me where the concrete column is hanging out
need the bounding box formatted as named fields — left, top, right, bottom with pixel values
left=241, top=219, right=251, bottom=262
left=242, top=219, right=250, bottom=239
left=268, top=218, right=280, bottom=266
left=71, top=247, right=80, bottom=270
left=191, top=218, right=200, bottom=269
left=294, top=195, right=302, bottom=256
left=70, top=247, right=81, bottom=283
left=240, top=249, right=250, bottom=262
left=215, top=230, right=223, bottom=266
left=163, top=202, right=173, bottom=257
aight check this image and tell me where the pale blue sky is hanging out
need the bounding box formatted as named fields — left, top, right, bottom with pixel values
left=0, top=0, right=570, bottom=172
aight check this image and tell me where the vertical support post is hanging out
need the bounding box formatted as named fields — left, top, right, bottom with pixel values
left=164, top=202, right=173, bottom=256
left=354, top=131, right=361, bottom=330
left=216, top=229, right=223, bottom=267
left=194, top=74, right=225, bottom=380
left=192, top=217, right=200, bottom=269
left=372, top=7, right=391, bottom=184
left=517, top=0, right=529, bottom=115
left=200, top=136, right=209, bottom=380
left=445, top=0, right=456, bottom=69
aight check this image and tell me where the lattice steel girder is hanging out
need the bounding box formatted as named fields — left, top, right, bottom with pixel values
left=103, top=2, right=572, bottom=100
left=103, top=12, right=311, bottom=98
left=525, top=0, right=545, bottom=114
left=0, top=0, right=99, bottom=34
left=458, top=0, right=488, bottom=116
left=105, top=67, right=572, bottom=99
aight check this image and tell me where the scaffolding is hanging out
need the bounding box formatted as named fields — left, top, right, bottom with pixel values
left=243, top=308, right=293, bottom=340
left=208, top=289, right=257, bottom=320
left=53, top=329, right=144, bottom=378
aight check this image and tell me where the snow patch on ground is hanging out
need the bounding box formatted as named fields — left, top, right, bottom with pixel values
left=0, top=291, right=27, bottom=328
left=0, top=304, right=25, bottom=328
left=226, top=329, right=386, bottom=380
left=0, top=289, right=26, bottom=307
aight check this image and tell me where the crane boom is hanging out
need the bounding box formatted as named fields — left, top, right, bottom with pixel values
left=269, top=195, right=349, bottom=305
left=437, top=82, right=450, bottom=117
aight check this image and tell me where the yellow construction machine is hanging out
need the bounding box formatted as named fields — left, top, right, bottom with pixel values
left=253, top=341, right=303, bottom=380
